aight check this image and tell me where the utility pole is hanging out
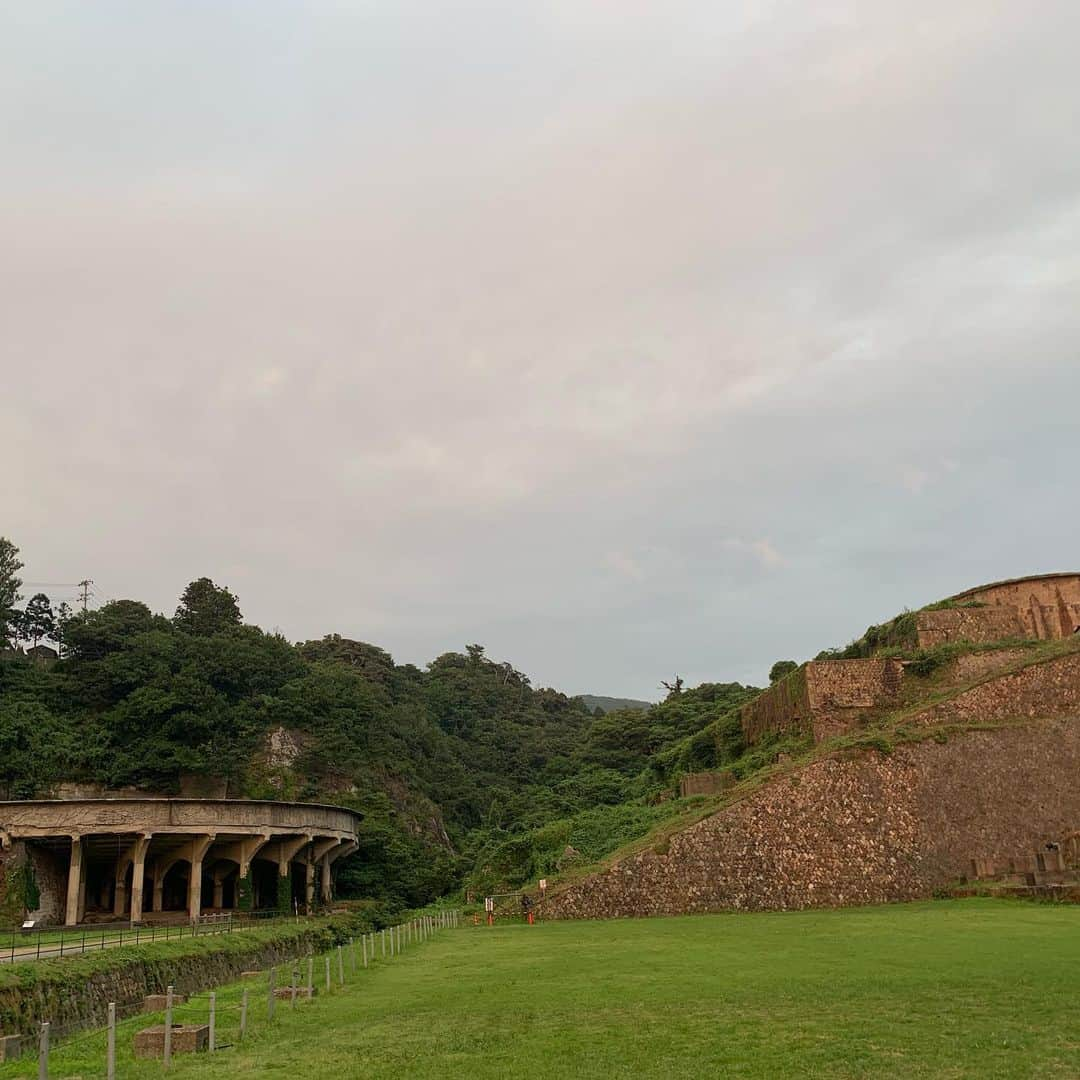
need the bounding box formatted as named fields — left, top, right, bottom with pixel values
left=77, top=579, right=93, bottom=613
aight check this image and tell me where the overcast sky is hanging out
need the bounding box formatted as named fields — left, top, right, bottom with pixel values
left=4, top=2, right=1079, bottom=699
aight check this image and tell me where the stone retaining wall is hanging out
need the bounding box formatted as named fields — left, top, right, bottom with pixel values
left=740, top=660, right=902, bottom=745
left=916, top=607, right=1025, bottom=647
left=0, top=921, right=350, bottom=1038
left=544, top=716, right=1080, bottom=919
left=912, top=651, right=1080, bottom=727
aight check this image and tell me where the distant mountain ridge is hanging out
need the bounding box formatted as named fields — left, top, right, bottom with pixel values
left=576, top=694, right=654, bottom=714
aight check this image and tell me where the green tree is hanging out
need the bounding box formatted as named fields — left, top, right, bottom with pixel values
left=0, top=537, right=23, bottom=647
left=769, top=660, right=798, bottom=683
left=0, top=700, right=71, bottom=797
left=53, top=602, right=73, bottom=657
left=174, top=578, right=242, bottom=635
left=22, top=593, right=56, bottom=648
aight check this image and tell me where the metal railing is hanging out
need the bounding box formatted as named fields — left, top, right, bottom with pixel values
left=3, top=909, right=290, bottom=964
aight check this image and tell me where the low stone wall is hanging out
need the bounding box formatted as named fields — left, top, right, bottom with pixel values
left=0, top=920, right=352, bottom=1038
left=543, top=716, right=1080, bottom=919
left=678, top=772, right=734, bottom=798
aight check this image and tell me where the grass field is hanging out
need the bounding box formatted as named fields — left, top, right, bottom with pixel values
left=5, top=899, right=1079, bottom=1079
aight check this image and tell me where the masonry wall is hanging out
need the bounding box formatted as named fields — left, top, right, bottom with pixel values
left=959, top=574, right=1080, bottom=613
left=916, top=607, right=1026, bottom=647
left=679, top=772, right=734, bottom=798
left=911, top=650, right=1080, bottom=727
left=0, top=921, right=353, bottom=1038
left=740, top=659, right=901, bottom=745
left=739, top=668, right=810, bottom=744
left=543, top=716, right=1080, bottom=919
left=921, top=574, right=1080, bottom=645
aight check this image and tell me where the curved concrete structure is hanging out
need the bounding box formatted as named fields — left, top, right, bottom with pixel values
left=0, top=799, right=361, bottom=926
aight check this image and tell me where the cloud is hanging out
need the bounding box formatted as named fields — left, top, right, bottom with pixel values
left=3, top=0, right=1080, bottom=696
left=605, top=551, right=645, bottom=582
left=725, top=539, right=787, bottom=571
left=899, top=466, right=930, bottom=496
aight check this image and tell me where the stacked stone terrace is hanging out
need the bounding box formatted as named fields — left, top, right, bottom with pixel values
left=740, top=572, right=1080, bottom=747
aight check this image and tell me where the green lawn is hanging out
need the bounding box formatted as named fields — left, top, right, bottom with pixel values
left=6, top=900, right=1080, bottom=1078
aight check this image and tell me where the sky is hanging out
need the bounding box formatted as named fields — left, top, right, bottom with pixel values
left=3, top=2, right=1079, bottom=700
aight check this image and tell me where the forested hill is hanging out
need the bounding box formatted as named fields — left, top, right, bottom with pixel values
left=0, top=552, right=760, bottom=913
left=576, top=695, right=654, bottom=715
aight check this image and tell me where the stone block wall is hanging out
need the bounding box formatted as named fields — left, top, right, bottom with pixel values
left=679, top=772, right=735, bottom=798
left=919, top=574, right=1080, bottom=645
left=911, top=650, right=1080, bottom=728
left=739, top=668, right=811, bottom=744
left=740, top=659, right=903, bottom=745
left=916, top=607, right=1025, bottom=647
left=543, top=716, right=1080, bottom=919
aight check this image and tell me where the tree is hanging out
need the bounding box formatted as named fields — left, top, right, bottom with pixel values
left=22, top=593, right=55, bottom=649
left=53, top=602, right=73, bottom=657
left=0, top=537, right=23, bottom=648
left=769, top=660, right=798, bottom=684
left=660, top=676, right=684, bottom=697
left=174, top=578, right=242, bottom=636
left=5, top=608, right=26, bottom=652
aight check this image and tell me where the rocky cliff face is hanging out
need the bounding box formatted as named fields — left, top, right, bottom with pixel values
left=544, top=716, right=1080, bottom=918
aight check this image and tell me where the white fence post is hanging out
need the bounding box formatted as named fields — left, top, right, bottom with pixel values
left=38, top=1020, right=49, bottom=1080
left=164, top=986, right=174, bottom=1067
left=107, top=1002, right=116, bottom=1080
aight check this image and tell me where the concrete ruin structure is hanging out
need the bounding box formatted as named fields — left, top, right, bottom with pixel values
left=741, top=658, right=904, bottom=745
left=544, top=572, right=1080, bottom=920
left=916, top=573, right=1080, bottom=646
left=0, top=798, right=360, bottom=927
left=741, top=572, right=1080, bottom=747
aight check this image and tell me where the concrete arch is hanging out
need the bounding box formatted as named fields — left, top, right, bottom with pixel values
left=0, top=798, right=362, bottom=926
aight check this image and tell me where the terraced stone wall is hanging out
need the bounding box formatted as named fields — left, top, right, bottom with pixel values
left=544, top=716, right=1080, bottom=919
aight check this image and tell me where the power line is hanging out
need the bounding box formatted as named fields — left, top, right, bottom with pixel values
left=78, top=579, right=94, bottom=614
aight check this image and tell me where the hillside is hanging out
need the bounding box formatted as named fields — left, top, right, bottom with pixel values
left=0, top=542, right=759, bottom=915
left=543, top=578, right=1080, bottom=916
left=575, top=695, right=654, bottom=715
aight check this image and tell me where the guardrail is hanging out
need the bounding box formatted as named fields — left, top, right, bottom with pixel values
left=3, top=910, right=291, bottom=964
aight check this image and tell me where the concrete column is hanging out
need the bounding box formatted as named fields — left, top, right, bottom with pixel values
left=65, top=836, right=84, bottom=927
left=113, top=866, right=127, bottom=917
left=305, top=858, right=316, bottom=909
left=151, top=865, right=164, bottom=912
left=129, top=836, right=151, bottom=924
left=77, top=851, right=88, bottom=923
left=320, top=857, right=332, bottom=904
left=211, top=865, right=229, bottom=909
left=187, top=836, right=215, bottom=923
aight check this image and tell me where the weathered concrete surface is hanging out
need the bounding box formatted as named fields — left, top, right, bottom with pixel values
left=0, top=799, right=360, bottom=926
left=133, top=1023, right=208, bottom=1057
left=544, top=716, right=1080, bottom=919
